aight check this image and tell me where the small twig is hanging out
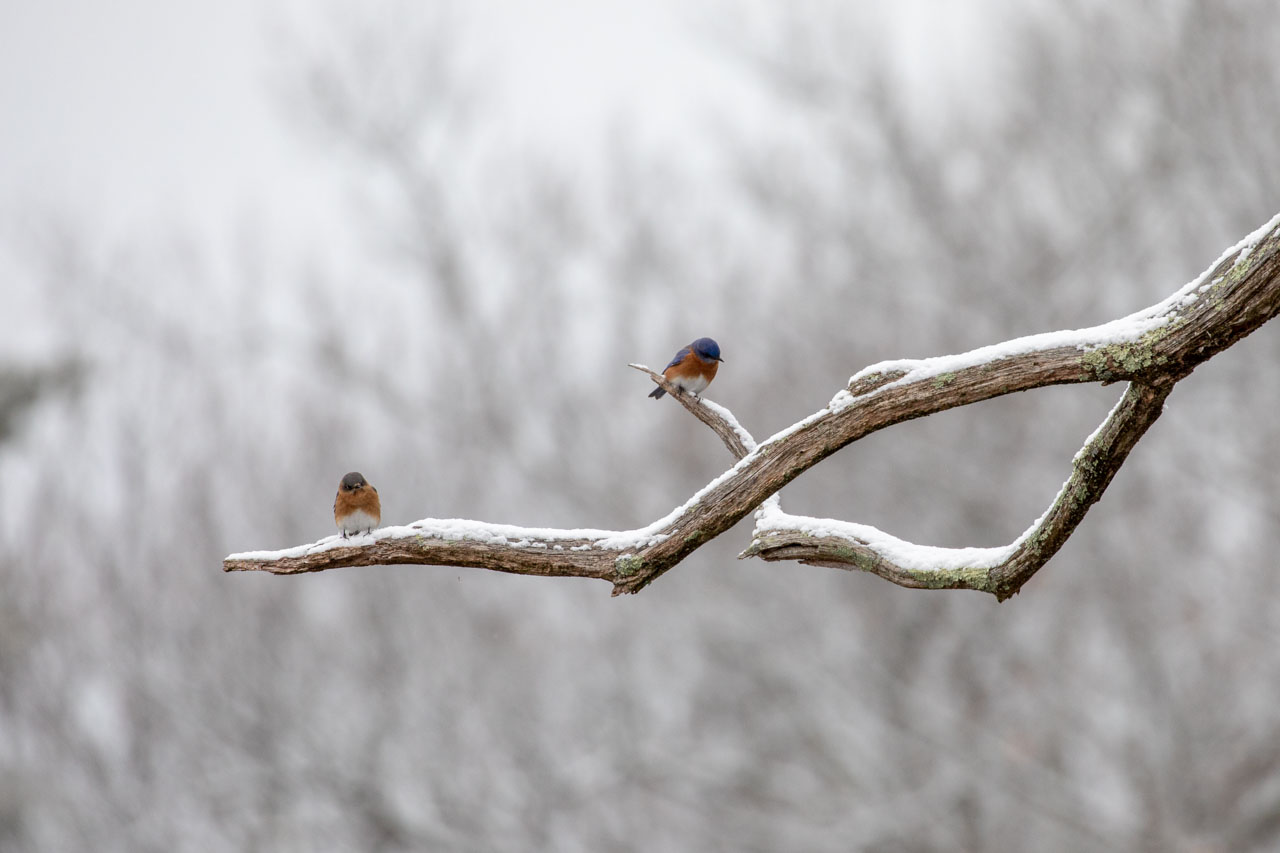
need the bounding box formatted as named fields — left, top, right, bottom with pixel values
left=627, top=363, right=752, bottom=459
left=224, top=212, right=1280, bottom=599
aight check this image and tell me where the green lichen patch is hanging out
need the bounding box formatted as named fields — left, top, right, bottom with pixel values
left=903, top=565, right=994, bottom=591
left=614, top=554, right=645, bottom=577
left=1081, top=322, right=1178, bottom=381
left=848, top=368, right=910, bottom=396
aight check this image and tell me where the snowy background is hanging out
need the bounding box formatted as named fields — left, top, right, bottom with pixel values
left=4, top=1, right=1280, bottom=849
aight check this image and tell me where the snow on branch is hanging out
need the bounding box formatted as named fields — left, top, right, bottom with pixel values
left=225, top=212, right=1280, bottom=598
left=628, top=363, right=755, bottom=458
left=742, top=381, right=1169, bottom=600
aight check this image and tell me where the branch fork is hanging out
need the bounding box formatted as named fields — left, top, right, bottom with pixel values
left=225, top=212, right=1280, bottom=599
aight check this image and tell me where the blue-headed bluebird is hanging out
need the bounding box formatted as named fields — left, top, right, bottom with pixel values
left=649, top=337, right=724, bottom=399
left=334, top=471, right=381, bottom=538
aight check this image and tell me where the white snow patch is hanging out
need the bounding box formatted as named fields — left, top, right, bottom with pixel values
left=754, top=406, right=833, bottom=452
left=229, top=508, right=687, bottom=562
left=753, top=493, right=783, bottom=522
left=753, top=503, right=1019, bottom=572
left=1227, top=212, right=1280, bottom=269
left=401, top=517, right=673, bottom=551
left=827, top=390, right=855, bottom=414
left=835, top=211, right=1280, bottom=398
left=1071, top=388, right=1130, bottom=464
left=844, top=311, right=1164, bottom=394
left=698, top=398, right=757, bottom=451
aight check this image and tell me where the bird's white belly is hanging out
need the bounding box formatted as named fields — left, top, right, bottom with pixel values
left=339, top=508, right=379, bottom=535
left=672, top=373, right=709, bottom=395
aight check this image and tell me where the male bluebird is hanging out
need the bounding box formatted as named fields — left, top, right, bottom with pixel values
left=334, top=471, right=381, bottom=538
left=649, top=337, right=724, bottom=399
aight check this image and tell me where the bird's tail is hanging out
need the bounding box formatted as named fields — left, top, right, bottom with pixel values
left=648, top=385, right=667, bottom=399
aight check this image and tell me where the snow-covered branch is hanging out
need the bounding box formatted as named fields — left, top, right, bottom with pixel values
left=743, top=381, right=1170, bottom=599
left=225, top=212, right=1280, bottom=598
left=628, top=363, right=756, bottom=458
left=223, top=396, right=760, bottom=595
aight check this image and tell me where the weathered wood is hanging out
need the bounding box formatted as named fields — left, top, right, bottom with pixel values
left=224, top=213, right=1280, bottom=599
left=744, top=381, right=1171, bottom=600
left=629, top=363, right=753, bottom=459
left=223, top=534, right=612, bottom=580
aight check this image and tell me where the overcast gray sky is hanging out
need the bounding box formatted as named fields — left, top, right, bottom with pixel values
left=0, top=0, right=991, bottom=251
left=0, top=1, right=730, bottom=244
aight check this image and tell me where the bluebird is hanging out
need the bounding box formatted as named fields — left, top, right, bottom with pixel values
left=649, top=337, right=724, bottom=399
left=334, top=471, right=381, bottom=538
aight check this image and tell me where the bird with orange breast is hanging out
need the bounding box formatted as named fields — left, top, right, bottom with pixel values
left=334, top=471, right=381, bottom=538
left=648, top=337, right=724, bottom=400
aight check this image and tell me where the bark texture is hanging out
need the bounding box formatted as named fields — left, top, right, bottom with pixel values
left=224, top=214, right=1280, bottom=598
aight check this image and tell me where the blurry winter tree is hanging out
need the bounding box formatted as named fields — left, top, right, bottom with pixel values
left=0, top=360, right=80, bottom=445
left=6, top=1, right=1280, bottom=851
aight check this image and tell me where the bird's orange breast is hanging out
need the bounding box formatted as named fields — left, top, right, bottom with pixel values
left=335, top=486, right=381, bottom=523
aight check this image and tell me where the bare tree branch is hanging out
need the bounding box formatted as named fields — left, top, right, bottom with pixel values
left=628, top=363, right=755, bottom=459
left=225, top=212, right=1280, bottom=598
left=743, top=380, right=1170, bottom=600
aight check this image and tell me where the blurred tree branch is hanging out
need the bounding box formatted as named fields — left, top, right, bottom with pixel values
left=225, top=212, right=1280, bottom=598
left=0, top=358, right=82, bottom=445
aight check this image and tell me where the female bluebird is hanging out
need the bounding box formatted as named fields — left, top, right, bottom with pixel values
left=334, top=471, right=381, bottom=538
left=649, top=337, right=724, bottom=399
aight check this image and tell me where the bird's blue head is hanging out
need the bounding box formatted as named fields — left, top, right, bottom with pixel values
left=691, top=337, right=723, bottom=362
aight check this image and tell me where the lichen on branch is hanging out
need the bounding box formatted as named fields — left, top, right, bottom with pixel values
left=225, top=212, right=1280, bottom=599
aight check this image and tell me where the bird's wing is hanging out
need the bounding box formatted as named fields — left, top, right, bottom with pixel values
left=664, top=346, right=692, bottom=371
